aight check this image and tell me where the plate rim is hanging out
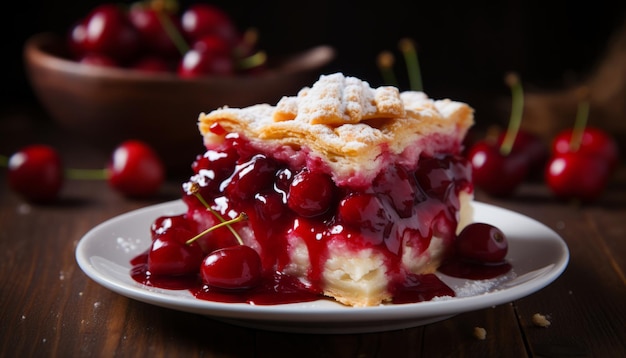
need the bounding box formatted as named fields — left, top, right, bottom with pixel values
left=75, top=200, right=569, bottom=331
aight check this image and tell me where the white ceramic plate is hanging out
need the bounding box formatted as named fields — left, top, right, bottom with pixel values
left=76, top=200, right=569, bottom=334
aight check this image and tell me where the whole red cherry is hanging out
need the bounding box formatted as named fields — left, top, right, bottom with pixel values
left=466, top=140, right=529, bottom=197
left=254, top=192, right=287, bottom=222
left=107, top=140, right=165, bottom=198
left=287, top=169, right=335, bottom=217
left=67, top=20, right=89, bottom=58
left=496, top=129, right=548, bottom=175
left=151, top=214, right=191, bottom=240
left=7, top=144, right=64, bottom=203
left=129, top=56, right=173, bottom=73
left=78, top=3, right=140, bottom=62
left=545, top=152, right=611, bottom=202
left=128, top=4, right=182, bottom=58
left=455, top=222, right=508, bottom=263
left=148, top=228, right=204, bottom=276
left=180, top=4, right=238, bottom=45
left=467, top=73, right=534, bottom=196
left=192, top=34, right=232, bottom=56
left=200, top=245, right=262, bottom=289
left=225, top=154, right=276, bottom=201
left=177, top=48, right=234, bottom=77
left=551, top=126, right=619, bottom=172
left=78, top=53, right=119, bottom=68
left=338, top=193, right=390, bottom=239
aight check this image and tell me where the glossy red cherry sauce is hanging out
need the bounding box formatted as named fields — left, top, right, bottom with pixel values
left=130, top=128, right=505, bottom=305
left=438, top=260, right=512, bottom=280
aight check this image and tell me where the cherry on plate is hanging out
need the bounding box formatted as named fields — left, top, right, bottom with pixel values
left=151, top=214, right=191, bottom=240
left=455, top=222, right=508, bottom=263
left=200, top=245, right=262, bottom=290
left=148, top=228, right=204, bottom=276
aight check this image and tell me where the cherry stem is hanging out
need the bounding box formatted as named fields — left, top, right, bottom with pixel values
left=0, top=156, right=109, bottom=180
left=237, top=51, right=267, bottom=70
left=398, top=38, right=422, bottom=91
left=192, top=191, right=245, bottom=244
left=185, top=212, right=248, bottom=245
left=154, top=7, right=189, bottom=55
left=149, top=0, right=178, bottom=13
left=376, top=51, right=398, bottom=87
left=64, top=168, right=108, bottom=180
left=500, top=72, right=524, bottom=156
left=570, top=91, right=590, bottom=152
left=239, top=28, right=259, bottom=54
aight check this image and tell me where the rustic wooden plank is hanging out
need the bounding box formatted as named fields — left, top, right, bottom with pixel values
left=422, top=304, right=528, bottom=357
left=467, top=169, right=626, bottom=357
left=510, top=191, right=626, bottom=357
left=255, top=327, right=424, bottom=357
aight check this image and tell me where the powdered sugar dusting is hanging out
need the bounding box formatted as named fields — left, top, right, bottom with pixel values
left=199, top=72, right=474, bottom=188
left=274, top=73, right=406, bottom=126
left=453, top=270, right=518, bottom=298
left=116, top=236, right=141, bottom=253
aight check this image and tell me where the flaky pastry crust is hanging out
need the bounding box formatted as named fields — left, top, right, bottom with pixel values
left=198, top=73, right=474, bottom=188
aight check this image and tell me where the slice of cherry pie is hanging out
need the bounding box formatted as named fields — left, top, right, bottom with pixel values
left=168, top=73, right=475, bottom=307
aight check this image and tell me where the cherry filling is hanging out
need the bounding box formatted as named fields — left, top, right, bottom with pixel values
left=130, top=128, right=490, bottom=305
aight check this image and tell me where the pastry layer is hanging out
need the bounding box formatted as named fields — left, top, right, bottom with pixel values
left=198, top=73, right=474, bottom=188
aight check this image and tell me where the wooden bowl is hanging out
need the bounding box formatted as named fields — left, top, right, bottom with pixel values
left=23, top=32, right=335, bottom=175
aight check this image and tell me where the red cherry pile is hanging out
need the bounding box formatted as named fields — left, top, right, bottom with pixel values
left=3, top=140, right=165, bottom=203
left=467, top=76, right=619, bottom=201
left=141, top=200, right=512, bottom=296
left=67, top=1, right=265, bottom=77
left=144, top=194, right=262, bottom=291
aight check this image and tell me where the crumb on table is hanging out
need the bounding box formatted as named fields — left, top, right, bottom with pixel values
left=532, top=313, right=551, bottom=327
left=473, top=326, right=487, bottom=340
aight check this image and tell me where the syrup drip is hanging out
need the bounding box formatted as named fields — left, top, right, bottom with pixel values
left=131, top=252, right=455, bottom=305
left=129, top=133, right=511, bottom=306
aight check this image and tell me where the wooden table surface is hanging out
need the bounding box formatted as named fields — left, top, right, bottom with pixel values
left=1, top=108, right=625, bottom=357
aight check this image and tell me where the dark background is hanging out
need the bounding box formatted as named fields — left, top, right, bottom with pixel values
left=4, top=0, right=626, bottom=128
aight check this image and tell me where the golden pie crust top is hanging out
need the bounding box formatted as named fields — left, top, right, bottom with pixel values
left=198, top=73, right=474, bottom=187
